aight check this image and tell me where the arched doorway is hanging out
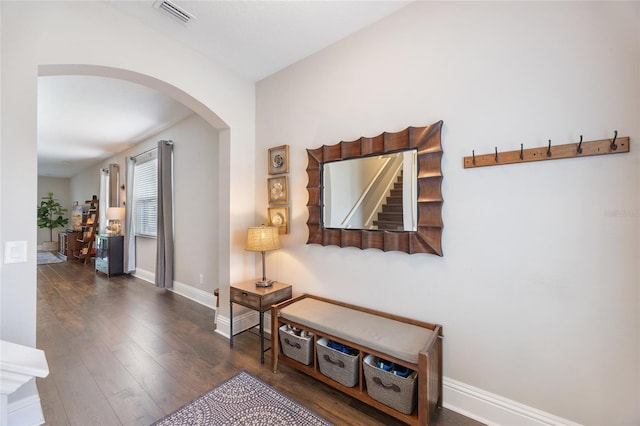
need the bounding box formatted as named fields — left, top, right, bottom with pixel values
left=37, top=63, right=232, bottom=301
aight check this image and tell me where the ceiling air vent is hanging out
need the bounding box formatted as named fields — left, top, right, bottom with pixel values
left=153, top=0, right=195, bottom=24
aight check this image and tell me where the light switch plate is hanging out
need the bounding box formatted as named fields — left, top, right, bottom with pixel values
left=4, top=241, right=27, bottom=264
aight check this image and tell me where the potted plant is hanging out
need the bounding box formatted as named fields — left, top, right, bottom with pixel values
left=37, top=192, right=69, bottom=251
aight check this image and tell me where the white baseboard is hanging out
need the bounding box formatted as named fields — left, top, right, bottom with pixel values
left=171, top=280, right=217, bottom=309
left=215, top=314, right=231, bottom=339
left=214, top=311, right=269, bottom=340
left=130, top=270, right=579, bottom=426
left=443, top=377, right=581, bottom=426
left=131, top=268, right=154, bottom=284
left=8, top=394, right=45, bottom=426
left=132, top=268, right=217, bottom=309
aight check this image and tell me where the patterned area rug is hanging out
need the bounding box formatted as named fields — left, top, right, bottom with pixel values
left=37, top=251, right=65, bottom=265
left=152, top=371, right=333, bottom=426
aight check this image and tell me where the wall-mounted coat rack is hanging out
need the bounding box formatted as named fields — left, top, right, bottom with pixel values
left=464, top=132, right=630, bottom=169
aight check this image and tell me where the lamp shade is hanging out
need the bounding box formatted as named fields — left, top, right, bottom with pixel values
left=106, top=207, right=126, bottom=221
left=245, top=226, right=280, bottom=252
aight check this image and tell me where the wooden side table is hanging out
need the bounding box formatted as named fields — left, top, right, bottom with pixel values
left=229, top=280, right=292, bottom=364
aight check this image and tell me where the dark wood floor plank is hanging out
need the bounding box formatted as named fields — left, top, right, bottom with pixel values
left=157, top=348, right=220, bottom=394
left=36, top=374, right=70, bottom=426
left=52, top=363, right=121, bottom=426
left=80, top=340, right=166, bottom=425
left=106, top=386, right=165, bottom=426
left=37, top=260, right=484, bottom=426
left=110, top=339, right=195, bottom=414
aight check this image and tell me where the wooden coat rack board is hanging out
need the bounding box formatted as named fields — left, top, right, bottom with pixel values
left=464, top=132, right=629, bottom=169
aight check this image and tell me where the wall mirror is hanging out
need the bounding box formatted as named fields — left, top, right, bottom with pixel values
left=306, top=120, right=444, bottom=255
left=323, top=151, right=417, bottom=231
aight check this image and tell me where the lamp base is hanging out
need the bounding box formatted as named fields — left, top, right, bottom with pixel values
left=255, top=279, right=274, bottom=287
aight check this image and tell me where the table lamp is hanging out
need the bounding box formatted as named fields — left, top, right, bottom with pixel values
left=106, top=207, right=126, bottom=236
left=245, top=225, right=280, bottom=287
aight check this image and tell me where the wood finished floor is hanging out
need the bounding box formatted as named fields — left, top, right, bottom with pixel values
left=36, top=261, right=484, bottom=426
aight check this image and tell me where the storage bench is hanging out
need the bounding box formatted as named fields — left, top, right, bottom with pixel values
left=271, top=294, right=443, bottom=426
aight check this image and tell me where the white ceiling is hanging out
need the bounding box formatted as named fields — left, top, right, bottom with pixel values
left=37, top=0, right=410, bottom=178
left=38, top=76, right=195, bottom=177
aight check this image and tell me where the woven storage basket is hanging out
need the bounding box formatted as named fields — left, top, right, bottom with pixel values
left=316, top=337, right=359, bottom=387
left=363, top=354, right=417, bottom=415
left=279, top=325, right=313, bottom=365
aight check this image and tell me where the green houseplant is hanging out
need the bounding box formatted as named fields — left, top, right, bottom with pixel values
left=37, top=192, right=69, bottom=251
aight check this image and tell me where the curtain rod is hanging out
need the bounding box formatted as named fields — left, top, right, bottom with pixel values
left=132, top=146, right=157, bottom=160
left=131, top=141, right=173, bottom=160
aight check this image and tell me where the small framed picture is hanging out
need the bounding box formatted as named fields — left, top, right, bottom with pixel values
left=268, top=176, right=288, bottom=205
left=268, top=207, right=289, bottom=234
left=268, top=145, right=289, bottom=175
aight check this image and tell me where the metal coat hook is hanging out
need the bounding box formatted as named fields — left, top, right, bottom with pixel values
left=611, top=130, right=618, bottom=151
left=495, top=147, right=498, bottom=163
left=472, top=150, right=476, bottom=165
left=520, top=143, right=524, bottom=160
left=547, top=140, right=552, bottom=157
left=577, top=135, right=583, bottom=154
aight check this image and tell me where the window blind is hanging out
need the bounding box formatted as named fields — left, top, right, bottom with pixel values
left=133, top=157, right=158, bottom=237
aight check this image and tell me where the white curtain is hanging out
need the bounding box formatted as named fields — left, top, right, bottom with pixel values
left=155, top=140, right=174, bottom=289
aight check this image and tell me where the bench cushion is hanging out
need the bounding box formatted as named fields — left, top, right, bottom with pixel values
left=279, top=298, right=433, bottom=364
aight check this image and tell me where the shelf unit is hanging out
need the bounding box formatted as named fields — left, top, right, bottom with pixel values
left=95, top=235, right=124, bottom=277
left=58, top=233, right=67, bottom=260
left=272, top=295, right=443, bottom=426
left=74, top=199, right=99, bottom=264
left=58, top=230, right=84, bottom=261
left=275, top=318, right=433, bottom=426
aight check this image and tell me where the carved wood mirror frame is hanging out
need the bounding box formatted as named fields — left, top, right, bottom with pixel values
left=306, top=120, right=444, bottom=255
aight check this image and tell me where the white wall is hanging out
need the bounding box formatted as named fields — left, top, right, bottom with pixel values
left=36, top=176, right=71, bottom=246
left=256, top=2, right=639, bottom=425
left=70, top=168, right=100, bottom=207
left=171, top=115, right=220, bottom=293
left=1, top=0, right=255, bottom=414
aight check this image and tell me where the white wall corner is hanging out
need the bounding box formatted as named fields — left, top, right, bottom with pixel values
left=215, top=314, right=231, bottom=339
left=443, top=377, right=582, bottom=426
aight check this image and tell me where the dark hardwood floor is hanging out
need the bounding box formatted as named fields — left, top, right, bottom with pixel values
left=36, top=260, right=483, bottom=426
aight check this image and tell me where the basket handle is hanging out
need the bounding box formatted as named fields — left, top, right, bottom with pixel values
left=283, top=338, right=301, bottom=349
left=323, top=354, right=345, bottom=368
left=373, top=377, right=401, bottom=392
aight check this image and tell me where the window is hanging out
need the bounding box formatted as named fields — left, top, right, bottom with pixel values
left=132, top=154, right=158, bottom=237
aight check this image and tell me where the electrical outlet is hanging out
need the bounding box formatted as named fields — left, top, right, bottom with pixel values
left=199, top=274, right=204, bottom=284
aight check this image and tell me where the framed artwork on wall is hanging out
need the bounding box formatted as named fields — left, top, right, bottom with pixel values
left=268, top=207, right=289, bottom=234
left=268, top=145, right=289, bottom=175
left=268, top=176, right=288, bottom=205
